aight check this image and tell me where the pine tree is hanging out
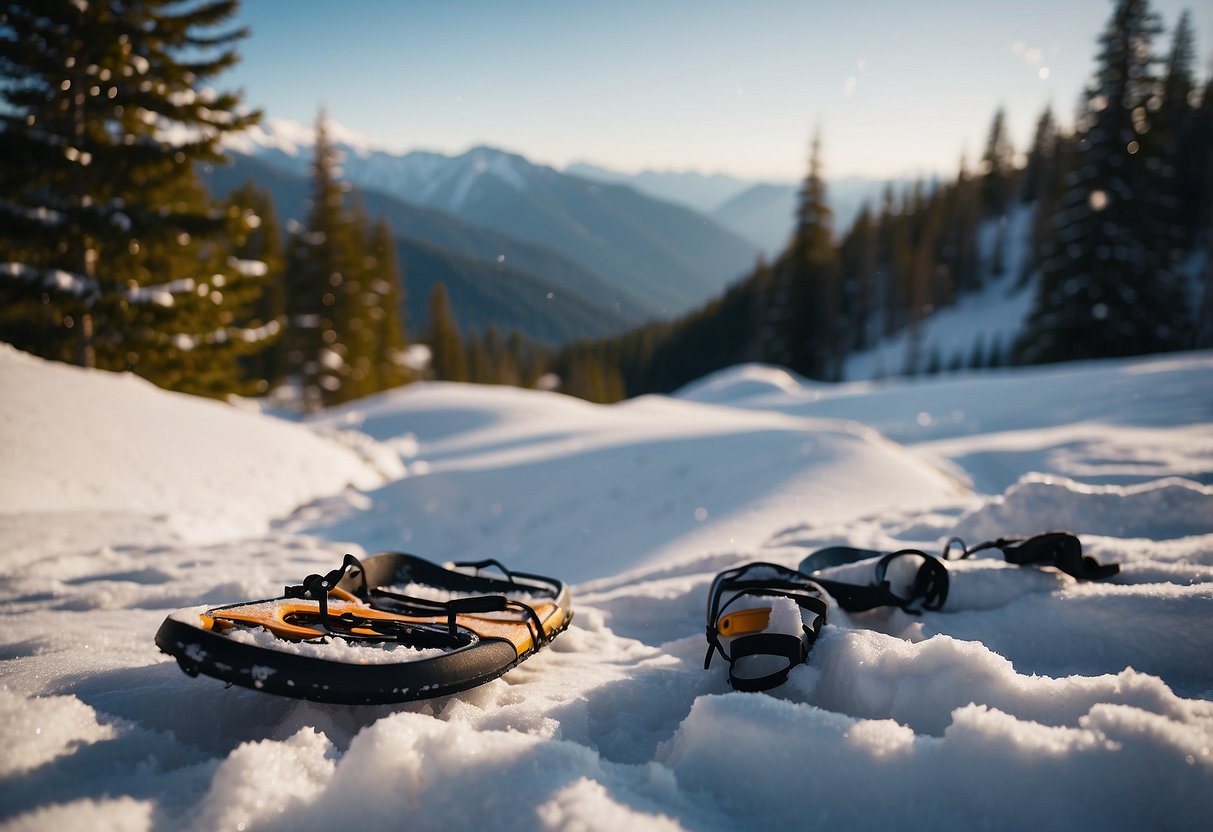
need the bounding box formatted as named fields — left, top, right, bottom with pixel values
left=1017, top=0, right=1190, bottom=364
left=367, top=218, right=409, bottom=390
left=782, top=131, right=842, bottom=380
left=282, top=112, right=358, bottom=408
left=968, top=332, right=988, bottom=369
left=339, top=198, right=380, bottom=401
left=950, top=154, right=983, bottom=293
left=838, top=205, right=878, bottom=351
left=1021, top=108, right=1058, bottom=204
left=227, top=181, right=285, bottom=390
left=1020, top=108, right=1060, bottom=283
left=980, top=108, right=1016, bottom=215
left=426, top=281, right=466, bottom=381
left=1160, top=10, right=1205, bottom=245
left=980, top=108, right=1015, bottom=278
left=904, top=190, right=944, bottom=372
left=882, top=185, right=914, bottom=338
left=0, top=0, right=264, bottom=395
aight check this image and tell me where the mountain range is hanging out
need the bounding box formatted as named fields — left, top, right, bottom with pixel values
left=201, top=154, right=641, bottom=345
left=219, top=118, right=761, bottom=320
left=566, top=164, right=913, bottom=257
left=206, top=117, right=908, bottom=346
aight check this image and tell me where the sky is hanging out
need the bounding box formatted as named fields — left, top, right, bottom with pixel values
left=224, top=0, right=1212, bottom=182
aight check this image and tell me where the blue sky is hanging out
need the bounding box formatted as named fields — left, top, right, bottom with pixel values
left=225, top=0, right=1211, bottom=181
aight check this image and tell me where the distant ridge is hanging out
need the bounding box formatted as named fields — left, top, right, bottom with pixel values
left=225, top=117, right=760, bottom=317
left=201, top=155, right=639, bottom=345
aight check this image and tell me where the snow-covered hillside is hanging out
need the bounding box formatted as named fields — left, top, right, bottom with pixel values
left=1, top=346, right=1211, bottom=831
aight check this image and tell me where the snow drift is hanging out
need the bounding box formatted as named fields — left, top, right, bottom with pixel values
left=0, top=345, right=1210, bottom=831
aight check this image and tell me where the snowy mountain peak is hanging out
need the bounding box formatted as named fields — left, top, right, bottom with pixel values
left=223, top=115, right=393, bottom=159
left=223, top=118, right=540, bottom=212
left=455, top=146, right=534, bottom=194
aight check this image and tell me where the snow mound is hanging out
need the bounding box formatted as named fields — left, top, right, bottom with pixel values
left=293, top=379, right=967, bottom=582
left=675, top=363, right=809, bottom=405
left=953, top=473, right=1213, bottom=542
left=661, top=692, right=1212, bottom=829
left=0, top=344, right=390, bottom=544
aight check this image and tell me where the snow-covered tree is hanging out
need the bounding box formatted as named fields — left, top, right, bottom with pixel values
left=0, top=0, right=267, bottom=395
left=282, top=112, right=349, bottom=408
left=281, top=113, right=411, bottom=408
left=1018, top=0, right=1189, bottom=364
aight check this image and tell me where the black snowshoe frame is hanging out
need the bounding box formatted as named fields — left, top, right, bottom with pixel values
left=155, top=552, right=572, bottom=706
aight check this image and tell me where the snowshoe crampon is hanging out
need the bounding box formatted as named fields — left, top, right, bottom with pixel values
left=155, top=553, right=572, bottom=705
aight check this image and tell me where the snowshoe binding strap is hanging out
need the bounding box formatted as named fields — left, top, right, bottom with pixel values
left=704, top=562, right=828, bottom=693
left=798, top=547, right=949, bottom=613
left=273, top=552, right=555, bottom=647
left=352, top=553, right=560, bottom=647
left=944, top=531, right=1119, bottom=581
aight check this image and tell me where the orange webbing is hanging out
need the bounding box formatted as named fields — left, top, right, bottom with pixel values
left=206, top=598, right=564, bottom=655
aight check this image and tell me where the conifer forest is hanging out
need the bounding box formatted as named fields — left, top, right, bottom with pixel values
left=1, top=0, right=1209, bottom=406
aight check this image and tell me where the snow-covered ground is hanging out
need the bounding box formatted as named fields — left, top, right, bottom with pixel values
left=1, top=343, right=1211, bottom=831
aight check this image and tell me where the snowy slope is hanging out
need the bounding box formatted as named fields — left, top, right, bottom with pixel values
left=844, top=204, right=1039, bottom=381
left=0, top=344, right=396, bottom=551
left=1, top=345, right=1211, bottom=831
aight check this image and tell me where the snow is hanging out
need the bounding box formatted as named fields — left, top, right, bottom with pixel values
left=1, top=262, right=96, bottom=297
left=0, top=343, right=1210, bottom=831
left=845, top=203, right=1038, bottom=381
left=0, top=343, right=392, bottom=546
left=223, top=115, right=391, bottom=160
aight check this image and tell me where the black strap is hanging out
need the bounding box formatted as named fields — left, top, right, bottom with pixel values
left=725, top=632, right=806, bottom=692
left=282, top=554, right=550, bottom=647
left=703, top=562, right=827, bottom=692
left=799, top=547, right=949, bottom=613
left=947, top=532, right=1119, bottom=581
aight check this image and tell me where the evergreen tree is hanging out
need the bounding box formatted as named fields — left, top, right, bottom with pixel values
left=782, top=132, right=842, bottom=380
left=950, top=154, right=983, bottom=293
left=287, top=111, right=354, bottom=407
left=904, top=189, right=944, bottom=372
left=980, top=108, right=1015, bottom=278
left=1191, top=78, right=1213, bottom=240
left=227, top=181, right=285, bottom=390
left=367, top=217, right=409, bottom=390
left=1020, top=108, right=1061, bottom=283
left=426, top=281, right=466, bottom=381
left=980, top=107, right=1016, bottom=216
left=882, top=185, right=915, bottom=338
left=279, top=116, right=412, bottom=407
left=923, top=343, right=942, bottom=375
left=1018, top=0, right=1190, bottom=364
left=968, top=332, right=988, bottom=369
left=503, top=330, right=534, bottom=387
left=838, top=205, right=878, bottom=351
left=1021, top=108, right=1058, bottom=204
left=0, top=0, right=263, bottom=395
left=1160, top=10, right=1206, bottom=244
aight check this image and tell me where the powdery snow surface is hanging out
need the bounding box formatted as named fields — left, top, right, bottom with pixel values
left=1, top=346, right=1211, bottom=831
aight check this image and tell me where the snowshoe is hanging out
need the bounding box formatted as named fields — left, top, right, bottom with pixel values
left=798, top=531, right=1118, bottom=614
left=942, top=531, right=1119, bottom=580
left=799, top=545, right=951, bottom=613
left=703, top=562, right=828, bottom=692
left=155, top=552, right=572, bottom=705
